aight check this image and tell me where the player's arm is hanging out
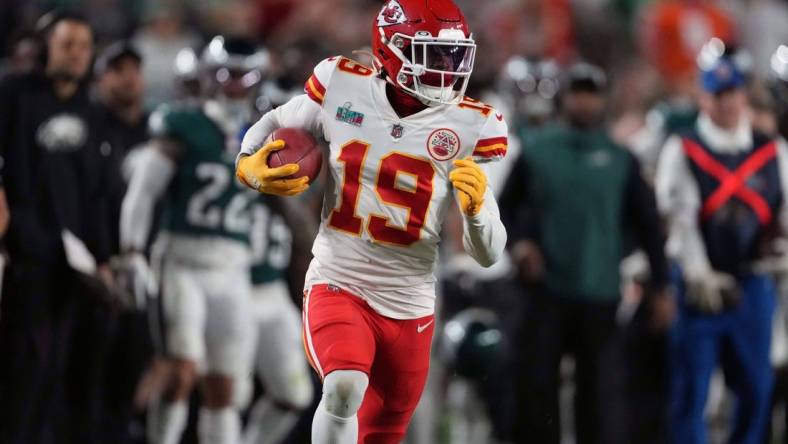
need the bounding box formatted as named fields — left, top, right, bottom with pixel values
left=236, top=57, right=338, bottom=195
left=234, top=96, right=318, bottom=196
left=119, top=138, right=179, bottom=254
left=451, top=111, right=510, bottom=267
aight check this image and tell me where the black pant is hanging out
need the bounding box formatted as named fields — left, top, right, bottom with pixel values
left=516, top=291, right=629, bottom=444
left=99, top=309, right=154, bottom=444
left=625, top=303, right=670, bottom=444
left=0, top=263, right=113, bottom=444
left=769, top=365, right=788, bottom=444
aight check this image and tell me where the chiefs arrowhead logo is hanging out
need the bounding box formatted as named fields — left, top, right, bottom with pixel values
left=377, top=0, right=407, bottom=27
left=427, top=128, right=461, bottom=161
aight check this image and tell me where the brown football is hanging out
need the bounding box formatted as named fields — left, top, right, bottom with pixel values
left=266, top=128, right=323, bottom=183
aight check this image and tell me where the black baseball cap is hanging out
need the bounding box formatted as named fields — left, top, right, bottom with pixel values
left=94, top=41, right=141, bottom=75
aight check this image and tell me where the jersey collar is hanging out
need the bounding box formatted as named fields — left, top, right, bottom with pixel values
left=369, top=77, right=446, bottom=132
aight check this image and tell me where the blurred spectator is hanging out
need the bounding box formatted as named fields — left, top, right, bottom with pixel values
left=131, top=4, right=200, bottom=108
left=93, top=40, right=148, bottom=254
left=478, top=0, right=576, bottom=67
left=749, top=80, right=780, bottom=136
left=770, top=44, right=788, bottom=140
left=655, top=54, right=787, bottom=444
left=608, top=59, right=664, bottom=165
left=628, top=38, right=741, bottom=178
left=738, top=0, right=788, bottom=79
left=91, top=40, right=154, bottom=443
left=500, top=62, right=672, bottom=444
left=0, top=10, right=116, bottom=444
left=1, top=32, right=41, bottom=76
left=639, top=0, right=736, bottom=98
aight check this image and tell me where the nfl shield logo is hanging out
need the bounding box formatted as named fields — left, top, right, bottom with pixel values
left=391, top=124, right=404, bottom=139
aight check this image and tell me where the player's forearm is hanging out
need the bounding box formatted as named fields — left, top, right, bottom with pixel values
left=462, top=192, right=507, bottom=267
left=238, top=94, right=322, bottom=165
left=120, top=146, right=174, bottom=252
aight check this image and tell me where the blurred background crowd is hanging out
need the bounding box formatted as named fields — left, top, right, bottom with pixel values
left=0, top=0, right=788, bottom=443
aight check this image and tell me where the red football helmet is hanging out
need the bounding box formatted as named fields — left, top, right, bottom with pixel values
left=371, top=0, right=476, bottom=105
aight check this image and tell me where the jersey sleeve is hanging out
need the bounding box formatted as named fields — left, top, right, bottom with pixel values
left=235, top=57, right=341, bottom=166
left=472, top=110, right=508, bottom=162
left=303, top=56, right=341, bottom=107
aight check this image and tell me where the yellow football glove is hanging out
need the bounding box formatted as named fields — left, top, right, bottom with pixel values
left=236, top=139, right=309, bottom=196
left=450, top=157, right=487, bottom=216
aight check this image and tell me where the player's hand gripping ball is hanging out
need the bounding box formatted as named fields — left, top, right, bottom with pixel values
left=450, top=157, right=487, bottom=216
left=236, top=128, right=322, bottom=196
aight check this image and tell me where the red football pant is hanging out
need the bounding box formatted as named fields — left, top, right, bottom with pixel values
left=302, top=284, right=434, bottom=443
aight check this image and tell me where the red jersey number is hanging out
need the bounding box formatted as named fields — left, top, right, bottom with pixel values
left=328, top=140, right=435, bottom=246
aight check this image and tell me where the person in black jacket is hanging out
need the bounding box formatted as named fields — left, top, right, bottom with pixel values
left=93, top=40, right=149, bottom=255
left=0, top=11, right=115, bottom=444
left=499, top=63, right=674, bottom=444
left=91, top=40, right=156, bottom=443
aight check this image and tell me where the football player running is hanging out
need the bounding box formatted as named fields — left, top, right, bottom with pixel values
left=236, top=0, right=508, bottom=442
left=120, top=36, right=266, bottom=444
left=241, top=199, right=315, bottom=444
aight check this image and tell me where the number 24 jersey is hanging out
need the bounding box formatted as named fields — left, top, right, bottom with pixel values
left=300, top=56, right=506, bottom=319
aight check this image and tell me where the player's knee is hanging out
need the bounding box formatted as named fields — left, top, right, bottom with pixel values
left=202, top=373, right=235, bottom=409
left=322, top=370, right=368, bottom=418
left=164, top=360, right=197, bottom=402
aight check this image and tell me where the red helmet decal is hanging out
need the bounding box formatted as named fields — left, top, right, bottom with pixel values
left=371, top=0, right=474, bottom=104
left=378, top=0, right=407, bottom=27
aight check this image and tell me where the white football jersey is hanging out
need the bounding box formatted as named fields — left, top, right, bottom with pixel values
left=244, top=56, right=508, bottom=319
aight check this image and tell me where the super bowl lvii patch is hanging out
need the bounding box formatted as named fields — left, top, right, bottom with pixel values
left=336, top=102, right=364, bottom=127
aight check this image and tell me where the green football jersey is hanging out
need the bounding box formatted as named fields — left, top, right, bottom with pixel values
left=249, top=200, right=293, bottom=285
left=150, top=103, right=257, bottom=245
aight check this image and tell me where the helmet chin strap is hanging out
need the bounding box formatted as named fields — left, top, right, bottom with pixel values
left=382, top=74, right=435, bottom=107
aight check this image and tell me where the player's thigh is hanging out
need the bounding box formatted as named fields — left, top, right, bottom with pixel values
left=303, top=284, right=376, bottom=379
left=359, top=314, right=434, bottom=439
left=160, top=260, right=207, bottom=363
left=254, top=280, right=314, bottom=406
left=204, top=267, right=253, bottom=377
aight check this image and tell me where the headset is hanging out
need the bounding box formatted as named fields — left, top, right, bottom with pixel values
left=33, top=10, right=92, bottom=69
